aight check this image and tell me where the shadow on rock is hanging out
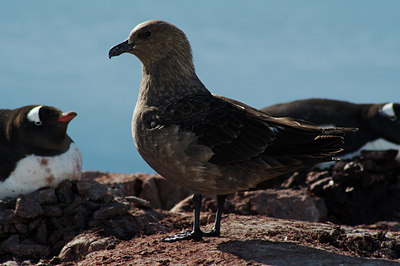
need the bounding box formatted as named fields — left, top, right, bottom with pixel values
left=218, top=240, right=398, bottom=265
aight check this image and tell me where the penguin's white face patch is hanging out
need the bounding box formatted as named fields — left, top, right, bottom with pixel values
left=379, top=102, right=396, bottom=121
left=27, top=105, right=43, bottom=125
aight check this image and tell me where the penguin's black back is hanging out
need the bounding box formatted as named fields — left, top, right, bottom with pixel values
left=0, top=108, right=23, bottom=181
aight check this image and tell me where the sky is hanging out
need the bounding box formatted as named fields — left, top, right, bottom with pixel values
left=1, top=1, right=399, bottom=174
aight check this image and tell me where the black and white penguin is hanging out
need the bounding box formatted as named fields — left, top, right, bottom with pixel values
left=0, top=105, right=82, bottom=198
left=262, top=99, right=400, bottom=159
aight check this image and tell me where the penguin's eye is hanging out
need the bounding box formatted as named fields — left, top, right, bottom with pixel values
left=34, top=121, right=43, bottom=126
left=144, top=31, right=151, bottom=37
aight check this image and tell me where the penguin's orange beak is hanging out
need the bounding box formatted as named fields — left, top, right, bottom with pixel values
left=57, top=111, right=77, bottom=122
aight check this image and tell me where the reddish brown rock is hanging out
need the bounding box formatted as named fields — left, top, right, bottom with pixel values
left=0, top=180, right=167, bottom=261
left=82, top=171, right=191, bottom=210
left=2, top=150, right=400, bottom=264
left=14, top=197, right=43, bottom=219
left=171, top=189, right=327, bottom=222
left=58, top=233, right=118, bottom=262
left=238, top=189, right=327, bottom=222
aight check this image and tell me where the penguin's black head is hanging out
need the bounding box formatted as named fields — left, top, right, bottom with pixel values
left=369, top=102, right=400, bottom=144
left=16, top=105, right=77, bottom=153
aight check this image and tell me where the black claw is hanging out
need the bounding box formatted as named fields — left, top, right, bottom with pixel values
left=203, top=229, right=220, bottom=237
left=162, top=230, right=203, bottom=242
left=162, top=194, right=226, bottom=242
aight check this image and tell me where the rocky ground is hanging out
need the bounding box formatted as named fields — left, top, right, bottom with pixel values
left=1, top=150, right=399, bottom=265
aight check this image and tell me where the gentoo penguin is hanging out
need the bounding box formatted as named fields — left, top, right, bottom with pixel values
left=262, top=99, right=400, bottom=159
left=109, top=20, right=355, bottom=242
left=0, top=105, right=82, bottom=199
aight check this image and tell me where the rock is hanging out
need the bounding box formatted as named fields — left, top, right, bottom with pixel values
left=35, top=223, right=48, bottom=244
left=97, top=216, right=142, bottom=240
left=41, top=205, right=63, bottom=217
left=82, top=199, right=103, bottom=210
left=0, top=209, right=16, bottom=223
left=1, top=224, right=17, bottom=234
left=0, top=235, right=49, bottom=257
left=239, top=189, right=327, bottom=222
left=125, top=195, right=151, bottom=208
left=171, top=189, right=327, bottom=223
left=77, top=181, right=108, bottom=201
left=306, top=171, right=331, bottom=185
left=82, top=171, right=191, bottom=210
left=361, top=149, right=398, bottom=161
left=139, top=177, right=160, bottom=208
left=170, top=194, right=231, bottom=214
left=14, top=223, right=28, bottom=234
left=343, top=161, right=364, bottom=174
left=1, top=261, right=19, bottom=266
left=170, top=195, right=193, bottom=213
left=33, top=188, right=58, bottom=205
left=2, top=150, right=399, bottom=264
left=18, top=239, right=50, bottom=258
left=82, top=171, right=144, bottom=196
left=92, top=198, right=130, bottom=220
left=14, top=196, right=43, bottom=218
left=0, top=178, right=169, bottom=261
left=56, top=215, right=75, bottom=228
left=56, top=180, right=74, bottom=204
left=281, top=171, right=307, bottom=188
left=47, top=229, right=64, bottom=246
left=74, top=206, right=90, bottom=229
left=64, top=196, right=82, bottom=215
left=357, top=221, right=400, bottom=232
left=0, top=234, right=19, bottom=253
left=58, top=233, right=116, bottom=262
left=76, top=214, right=400, bottom=265
left=89, top=237, right=116, bottom=252
left=309, top=177, right=335, bottom=194
left=139, top=175, right=191, bottom=210
left=131, top=208, right=167, bottom=235
left=28, top=217, right=43, bottom=231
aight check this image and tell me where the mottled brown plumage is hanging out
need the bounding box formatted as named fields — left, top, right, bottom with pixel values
left=109, top=20, right=355, bottom=242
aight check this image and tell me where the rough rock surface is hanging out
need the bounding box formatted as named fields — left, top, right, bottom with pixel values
left=282, top=149, right=400, bottom=225
left=79, top=215, right=400, bottom=265
left=82, top=171, right=192, bottom=210
left=1, top=149, right=399, bottom=264
left=0, top=180, right=167, bottom=262
left=171, top=189, right=327, bottom=222
left=83, top=150, right=400, bottom=227
left=3, top=214, right=400, bottom=265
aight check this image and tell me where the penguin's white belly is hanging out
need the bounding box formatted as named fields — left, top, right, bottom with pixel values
left=0, top=143, right=82, bottom=199
left=341, top=138, right=400, bottom=160
left=317, top=138, right=400, bottom=169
